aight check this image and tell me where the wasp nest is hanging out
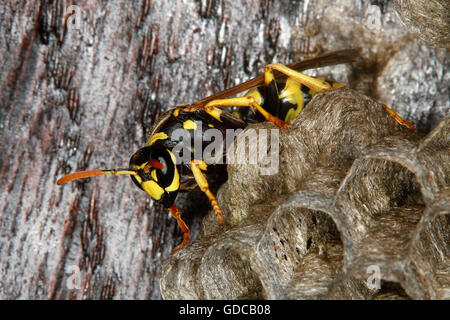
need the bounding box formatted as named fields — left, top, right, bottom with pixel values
left=160, top=88, right=449, bottom=300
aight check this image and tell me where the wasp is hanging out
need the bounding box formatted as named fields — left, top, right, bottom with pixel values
left=57, top=49, right=415, bottom=252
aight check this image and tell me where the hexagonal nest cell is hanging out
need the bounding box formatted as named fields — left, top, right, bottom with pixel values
left=160, top=88, right=449, bottom=300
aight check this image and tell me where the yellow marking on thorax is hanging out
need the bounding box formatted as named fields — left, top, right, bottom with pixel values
left=148, top=132, right=168, bottom=146
left=183, top=119, right=197, bottom=130
left=142, top=180, right=164, bottom=200
left=208, top=123, right=214, bottom=128
left=164, top=150, right=180, bottom=192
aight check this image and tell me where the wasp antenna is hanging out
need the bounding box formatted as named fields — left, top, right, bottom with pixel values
left=57, top=169, right=138, bottom=185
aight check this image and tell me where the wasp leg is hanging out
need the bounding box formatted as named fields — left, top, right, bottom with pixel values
left=169, top=204, right=190, bottom=253
left=189, top=160, right=226, bottom=226
left=381, top=104, right=416, bottom=131
left=265, top=64, right=333, bottom=93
